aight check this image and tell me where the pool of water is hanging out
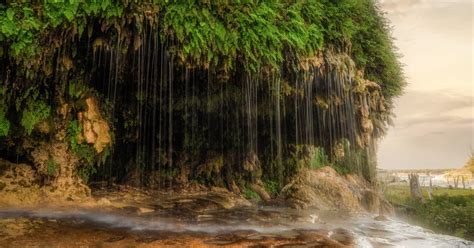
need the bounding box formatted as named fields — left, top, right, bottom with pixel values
left=0, top=206, right=471, bottom=247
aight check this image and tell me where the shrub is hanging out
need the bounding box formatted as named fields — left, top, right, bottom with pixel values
left=67, top=120, right=97, bottom=182
left=0, top=109, right=10, bottom=137
left=264, top=180, right=280, bottom=195
left=47, top=158, right=57, bottom=176
left=243, top=187, right=260, bottom=201
left=20, top=100, right=50, bottom=135
left=417, top=195, right=474, bottom=240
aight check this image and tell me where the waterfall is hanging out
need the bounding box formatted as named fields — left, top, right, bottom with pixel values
left=87, top=24, right=382, bottom=187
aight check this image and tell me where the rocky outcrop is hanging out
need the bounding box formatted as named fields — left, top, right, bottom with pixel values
left=77, top=97, right=112, bottom=153
left=0, top=158, right=89, bottom=207
left=0, top=96, right=114, bottom=208
left=278, top=166, right=393, bottom=214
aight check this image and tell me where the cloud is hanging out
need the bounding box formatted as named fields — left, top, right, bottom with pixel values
left=379, top=89, right=473, bottom=169
left=380, top=0, right=471, bottom=15
left=378, top=0, right=473, bottom=169
left=394, top=90, right=473, bottom=130
left=400, top=115, right=473, bottom=129
left=380, top=0, right=423, bottom=14
left=393, top=90, right=472, bottom=117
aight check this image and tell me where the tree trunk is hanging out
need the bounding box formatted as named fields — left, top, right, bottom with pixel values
left=408, top=173, right=424, bottom=201
left=428, top=173, right=433, bottom=200
left=454, top=176, right=459, bottom=189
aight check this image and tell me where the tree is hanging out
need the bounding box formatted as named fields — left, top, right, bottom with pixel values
left=408, top=173, right=423, bottom=201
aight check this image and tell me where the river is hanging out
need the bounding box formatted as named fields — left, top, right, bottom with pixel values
left=0, top=206, right=471, bottom=248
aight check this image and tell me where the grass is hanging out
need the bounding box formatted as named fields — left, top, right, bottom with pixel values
left=384, top=184, right=474, bottom=240
left=384, top=185, right=474, bottom=204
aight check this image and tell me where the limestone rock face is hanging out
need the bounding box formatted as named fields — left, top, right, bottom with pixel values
left=77, top=97, right=111, bottom=153
left=279, top=167, right=361, bottom=210
left=0, top=158, right=89, bottom=207
left=29, top=141, right=90, bottom=198
left=279, top=166, right=393, bottom=214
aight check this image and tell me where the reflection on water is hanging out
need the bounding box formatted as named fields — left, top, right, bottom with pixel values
left=0, top=207, right=472, bottom=248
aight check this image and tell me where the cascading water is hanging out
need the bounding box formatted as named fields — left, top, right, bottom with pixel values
left=86, top=22, right=385, bottom=187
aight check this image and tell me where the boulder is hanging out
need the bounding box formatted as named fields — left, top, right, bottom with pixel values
left=0, top=157, right=91, bottom=208
left=279, top=167, right=361, bottom=210
left=279, top=166, right=393, bottom=213
left=250, top=183, right=271, bottom=202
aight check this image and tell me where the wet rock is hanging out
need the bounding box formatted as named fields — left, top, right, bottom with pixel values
left=297, top=229, right=351, bottom=247
left=250, top=183, right=271, bottom=202
left=279, top=167, right=361, bottom=211
left=0, top=157, right=91, bottom=208
left=195, top=153, right=224, bottom=185
left=279, top=166, right=393, bottom=213
left=229, top=179, right=241, bottom=194
left=36, top=120, right=52, bottom=134
left=329, top=228, right=354, bottom=246
left=243, top=151, right=262, bottom=182
left=30, top=141, right=91, bottom=198
left=104, top=235, right=126, bottom=243
left=97, top=197, right=111, bottom=206
left=374, top=215, right=388, bottom=221
left=77, top=97, right=112, bottom=153
left=138, top=207, right=154, bottom=214
left=0, top=217, right=43, bottom=242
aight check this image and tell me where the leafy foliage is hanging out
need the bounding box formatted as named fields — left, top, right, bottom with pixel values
left=67, top=120, right=97, bottom=182
left=0, top=1, right=123, bottom=58
left=20, top=100, right=51, bottom=135
left=0, top=1, right=405, bottom=186
left=418, top=195, right=474, bottom=240
left=47, top=158, right=57, bottom=176
left=0, top=88, right=9, bottom=137
left=263, top=180, right=280, bottom=196
left=385, top=185, right=474, bottom=240
left=68, top=80, right=90, bottom=100
left=77, top=164, right=97, bottom=183
left=243, top=187, right=261, bottom=201
left=309, top=147, right=329, bottom=169
left=0, top=109, right=10, bottom=137
left=1, top=0, right=403, bottom=97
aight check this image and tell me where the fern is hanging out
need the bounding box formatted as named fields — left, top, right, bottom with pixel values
left=67, top=120, right=98, bottom=182
left=20, top=100, right=51, bottom=135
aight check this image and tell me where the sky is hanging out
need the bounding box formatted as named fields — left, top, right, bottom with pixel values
left=377, top=0, right=473, bottom=169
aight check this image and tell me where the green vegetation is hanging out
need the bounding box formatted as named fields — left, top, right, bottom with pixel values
left=0, top=1, right=123, bottom=58
left=0, top=109, right=9, bottom=137
left=309, top=147, right=329, bottom=169
left=263, top=180, right=280, bottom=196
left=243, top=187, right=261, bottom=201
left=0, top=1, right=404, bottom=187
left=0, top=88, right=9, bottom=137
left=67, top=120, right=96, bottom=165
left=47, top=158, right=57, bottom=176
left=68, top=80, right=90, bottom=101
left=1, top=0, right=403, bottom=94
left=77, top=164, right=97, bottom=183
left=20, top=100, right=50, bottom=135
left=385, top=185, right=474, bottom=240
left=67, top=120, right=97, bottom=182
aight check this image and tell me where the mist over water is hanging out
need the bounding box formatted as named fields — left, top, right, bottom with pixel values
left=0, top=207, right=472, bottom=248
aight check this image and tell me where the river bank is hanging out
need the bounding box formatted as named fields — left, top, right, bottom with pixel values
left=384, top=184, right=474, bottom=241
left=0, top=180, right=472, bottom=247
left=1, top=204, right=472, bottom=248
